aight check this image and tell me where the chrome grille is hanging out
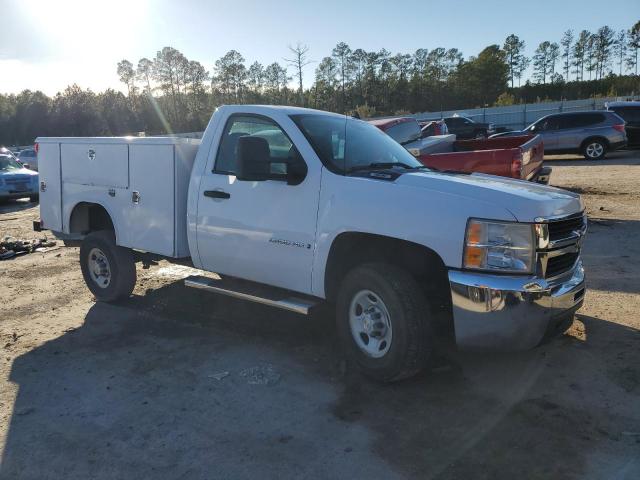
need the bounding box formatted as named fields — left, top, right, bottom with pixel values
left=545, top=252, right=579, bottom=278
left=547, top=215, right=586, bottom=242
left=537, top=213, right=586, bottom=279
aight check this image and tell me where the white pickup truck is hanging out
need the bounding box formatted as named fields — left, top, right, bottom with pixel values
left=34, top=105, right=587, bottom=381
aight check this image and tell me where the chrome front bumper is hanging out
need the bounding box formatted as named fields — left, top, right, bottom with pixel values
left=448, top=260, right=585, bottom=350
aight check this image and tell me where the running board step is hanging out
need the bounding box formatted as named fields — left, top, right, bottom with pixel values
left=184, top=275, right=318, bottom=315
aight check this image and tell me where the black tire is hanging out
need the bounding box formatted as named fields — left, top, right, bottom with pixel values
left=336, top=263, right=433, bottom=382
left=582, top=139, right=607, bottom=160
left=29, top=194, right=39, bottom=203
left=80, top=230, right=136, bottom=302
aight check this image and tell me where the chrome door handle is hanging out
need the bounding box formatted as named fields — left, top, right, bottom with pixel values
left=204, top=190, right=230, bottom=199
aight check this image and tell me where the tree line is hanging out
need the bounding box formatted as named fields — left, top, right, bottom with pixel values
left=1, top=21, right=639, bottom=146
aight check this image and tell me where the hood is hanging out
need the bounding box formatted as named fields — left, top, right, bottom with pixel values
left=0, top=168, right=38, bottom=178
left=396, top=170, right=583, bottom=222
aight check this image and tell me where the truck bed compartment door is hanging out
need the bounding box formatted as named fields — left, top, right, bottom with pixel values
left=61, top=143, right=129, bottom=188
left=38, top=142, right=63, bottom=231
left=125, top=144, right=175, bottom=256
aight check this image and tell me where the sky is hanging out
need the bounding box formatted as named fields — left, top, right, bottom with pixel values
left=1, top=0, right=639, bottom=95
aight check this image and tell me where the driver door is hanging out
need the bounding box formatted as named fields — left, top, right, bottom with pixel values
left=532, top=115, right=561, bottom=151
left=195, top=113, right=321, bottom=294
left=460, top=118, right=476, bottom=138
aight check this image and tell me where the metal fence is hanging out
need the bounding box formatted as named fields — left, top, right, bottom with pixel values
left=410, top=95, right=640, bottom=130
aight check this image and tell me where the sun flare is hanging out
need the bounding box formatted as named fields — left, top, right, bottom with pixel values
left=19, top=0, right=149, bottom=58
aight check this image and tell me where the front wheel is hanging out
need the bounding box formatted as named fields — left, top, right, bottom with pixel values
left=80, top=230, right=136, bottom=302
left=582, top=140, right=607, bottom=160
left=336, top=263, right=433, bottom=382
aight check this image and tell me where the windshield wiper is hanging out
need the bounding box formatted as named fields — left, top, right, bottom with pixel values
left=347, top=162, right=426, bottom=173
left=427, top=165, right=470, bottom=175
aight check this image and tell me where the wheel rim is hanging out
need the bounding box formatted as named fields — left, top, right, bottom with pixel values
left=349, top=290, right=393, bottom=358
left=586, top=142, right=603, bottom=158
left=88, top=247, right=111, bottom=288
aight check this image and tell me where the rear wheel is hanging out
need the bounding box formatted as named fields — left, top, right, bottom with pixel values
left=336, top=263, right=433, bottom=382
left=582, top=139, right=607, bottom=160
left=80, top=230, right=136, bottom=302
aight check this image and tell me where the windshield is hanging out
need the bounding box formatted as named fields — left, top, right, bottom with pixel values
left=0, top=155, right=23, bottom=171
left=290, top=114, right=424, bottom=173
left=385, top=121, right=422, bottom=145
left=525, top=120, right=539, bottom=131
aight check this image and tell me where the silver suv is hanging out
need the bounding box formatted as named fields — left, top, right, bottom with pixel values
left=492, top=111, right=627, bottom=160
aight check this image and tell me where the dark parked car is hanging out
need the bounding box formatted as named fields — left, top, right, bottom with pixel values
left=491, top=111, right=627, bottom=160
left=606, top=101, right=640, bottom=147
left=442, top=115, right=495, bottom=139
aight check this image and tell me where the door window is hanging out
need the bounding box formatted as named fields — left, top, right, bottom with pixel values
left=559, top=113, right=604, bottom=129
left=214, top=115, right=301, bottom=175
left=536, top=116, right=560, bottom=131
left=612, top=107, right=639, bottom=123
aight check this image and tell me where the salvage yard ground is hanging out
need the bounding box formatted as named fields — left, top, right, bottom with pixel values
left=1, top=151, right=639, bottom=479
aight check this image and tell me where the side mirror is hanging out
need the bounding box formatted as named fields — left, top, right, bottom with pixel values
left=236, top=136, right=272, bottom=181
left=236, top=136, right=307, bottom=185
left=22, top=163, right=30, bottom=170
left=284, top=150, right=307, bottom=186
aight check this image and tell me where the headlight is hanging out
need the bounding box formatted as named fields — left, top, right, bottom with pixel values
left=464, top=219, right=535, bottom=273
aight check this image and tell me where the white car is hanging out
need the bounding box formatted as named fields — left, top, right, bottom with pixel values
left=17, top=148, right=38, bottom=170
left=35, top=105, right=586, bottom=382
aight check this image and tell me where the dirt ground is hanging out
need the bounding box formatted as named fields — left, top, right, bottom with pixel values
left=0, top=151, right=639, bottom=479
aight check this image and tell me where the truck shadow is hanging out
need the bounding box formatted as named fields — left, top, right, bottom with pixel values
left=332, top=312, right=640, bottom=479
left=581, top=218, right=640, bottom=294
left=1, top=280, right=639, bottom=478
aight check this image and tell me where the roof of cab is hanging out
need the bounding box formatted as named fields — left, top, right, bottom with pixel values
left=219, top=104, right=347, bottom=118
left=366, top=117, right=415, bottom=131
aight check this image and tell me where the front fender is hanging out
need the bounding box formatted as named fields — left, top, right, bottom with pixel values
left=311, top=170, right=515, bottom=298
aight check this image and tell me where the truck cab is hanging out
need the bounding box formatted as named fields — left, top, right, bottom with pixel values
left=35, top=105, right=587, bottom=382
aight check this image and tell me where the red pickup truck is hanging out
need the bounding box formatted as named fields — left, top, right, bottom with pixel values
left=369, top=117, right=550, bottom=183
